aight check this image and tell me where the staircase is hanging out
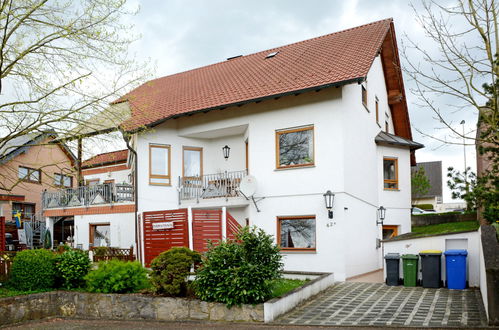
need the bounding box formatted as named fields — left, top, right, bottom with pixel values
left=25, top=212, right=46, bottom=249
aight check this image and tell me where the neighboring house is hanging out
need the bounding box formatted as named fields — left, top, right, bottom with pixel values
left=44, top=19, right=423, bottom=280
left=43, top=149, right=135, bottom=248
left=411, top=161, right=443, bottom=208
left=0, top=131, right=75, bottom=248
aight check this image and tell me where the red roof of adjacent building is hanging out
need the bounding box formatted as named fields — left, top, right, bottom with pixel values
left=82, top=149, right=128, bottom=168
left=118, top=19, right=397, bottom=131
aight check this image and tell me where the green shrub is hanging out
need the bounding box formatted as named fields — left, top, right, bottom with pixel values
left=414, top=204, right=434, bottom=210
left=9, top=249, right=56, bottom=290
left=150, top=247, right=201, bottom=296
left=195, top=226, right=282, bottom=307
left=55, top=249, right=91, bottom=289
left=85, top=260, right=149, bottom=293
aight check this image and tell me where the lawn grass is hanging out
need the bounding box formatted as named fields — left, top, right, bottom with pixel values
left=269, top=278, right=308, bottom=299
left=411, top=221, right=479, bottom=237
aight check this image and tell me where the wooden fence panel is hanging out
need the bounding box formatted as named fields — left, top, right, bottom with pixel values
left=0, top=217, right=5, bottom=252
left=142, top=209, right=189, bottom=267
left=226, top=212, right=242, bottom=240
left=192, top=209, right=222, bottom=253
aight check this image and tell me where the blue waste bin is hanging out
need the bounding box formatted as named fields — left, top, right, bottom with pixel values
left=444, top=249, right=468, bottom=289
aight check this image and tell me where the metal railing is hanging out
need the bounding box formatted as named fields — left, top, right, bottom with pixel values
left=43, top=183, right=134, bottom=209
left=179, top=170, right=247, bottom=201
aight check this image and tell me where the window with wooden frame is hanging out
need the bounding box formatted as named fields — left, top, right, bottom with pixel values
left=18, top=166, right=41, bottom=183
left=12, top=202, right=35, bottom=220
left=362, top=84, right=368, bottom=108
left=54, top=173, right=73, bottom=188
left=382, top=225, right=398, bottom=240
left=89, top=223, right=110, bottom=248
left=85, top=178, right=100, bottom=186
left=149, top=144, right=171, bottom=185
left=277, top=216, right=316, bottom=251
left=182, top=146, right=203, bottom=179
left=383, top=158, right=398, bottom=190
left=276, top=126, right=314, bottom=169
left=375, top=96, right=379, bottom=124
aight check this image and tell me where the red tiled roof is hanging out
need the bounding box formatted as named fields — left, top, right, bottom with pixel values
left=82, top=149, right=128, bottom=168
left=119, top=19, right=393, bottom=131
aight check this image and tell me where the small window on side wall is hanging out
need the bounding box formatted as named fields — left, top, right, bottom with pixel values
left=276, top=126, right=314, bottom=169
left=149, top=144, right=171, bottom=185
left=383, top=158, right=398, bottom=190
left=277, top=216, right=316, bottom=251
left=362, top=85, right=368, bottom=108
left=375, top=97, right=379, bottom=124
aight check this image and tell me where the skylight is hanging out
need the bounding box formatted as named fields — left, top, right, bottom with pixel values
left=265, top=51, right=279, bottom=59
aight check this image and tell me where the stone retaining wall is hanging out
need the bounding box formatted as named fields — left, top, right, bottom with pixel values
left=0, top=291, right=263, bottom=326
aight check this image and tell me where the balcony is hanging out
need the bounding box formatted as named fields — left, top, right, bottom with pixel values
left=179, top=170, right=248, bottom=202
left=43, top=183, right=134, bottom=209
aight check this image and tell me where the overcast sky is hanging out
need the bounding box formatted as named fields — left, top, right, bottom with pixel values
left=123, top=0, right=478, bottom=203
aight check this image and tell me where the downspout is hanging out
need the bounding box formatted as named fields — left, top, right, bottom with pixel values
left=121, top=131, right=139, bottom=262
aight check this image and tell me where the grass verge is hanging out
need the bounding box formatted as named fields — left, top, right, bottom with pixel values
left=269, top=278, right=308, bottom=299
left=410, top=221, right=479, bottom=237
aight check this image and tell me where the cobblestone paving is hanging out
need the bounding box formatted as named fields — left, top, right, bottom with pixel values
left=276, top=282, right=488, bottom=327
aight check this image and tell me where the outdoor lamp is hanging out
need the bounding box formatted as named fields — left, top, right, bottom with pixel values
left=222, top=145, right=230, bottom=160
left=323, top=190, right=335, bottom=219
left=377, top=206, right=386, bottom=225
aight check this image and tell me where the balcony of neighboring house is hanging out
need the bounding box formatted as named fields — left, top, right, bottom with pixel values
left=175, top=124, right=251, bottom=207
left=42, top=182, right=135, bottom=210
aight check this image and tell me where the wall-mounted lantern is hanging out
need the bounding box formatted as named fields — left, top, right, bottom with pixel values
left=377, top=206, right=386, bottom=225
left=222, top=145, right=230, bottom=160
left=323, top=190, right=335, bottom=219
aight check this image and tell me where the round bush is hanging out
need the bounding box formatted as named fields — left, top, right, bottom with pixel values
left=9, top=249, right=56, bottom=290
left=85, top=260, right=149, bottom=293
left=195, top=226, right=282, bottom=307
left=55, top=249, right=91, bottom=289
left=150, top=247, right=201, bottom=296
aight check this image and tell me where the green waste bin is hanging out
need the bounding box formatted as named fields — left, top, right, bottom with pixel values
left=401, top=254, right=419, bottom=287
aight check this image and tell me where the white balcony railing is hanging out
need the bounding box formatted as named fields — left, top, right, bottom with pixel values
left=179, top=170, right=247, bottom=201
left=43, top=183, right=134, bottom=209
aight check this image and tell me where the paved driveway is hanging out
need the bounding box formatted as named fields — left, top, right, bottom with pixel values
left=276, top=282, right=488, bottom=327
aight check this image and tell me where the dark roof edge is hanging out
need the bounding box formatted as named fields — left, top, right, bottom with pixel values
left=124, top=77, right=365, bottom=133
left=0, top=131, right=57, bottom=165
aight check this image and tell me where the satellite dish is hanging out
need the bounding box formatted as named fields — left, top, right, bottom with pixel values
left=239, top=175, right=257, bottom=197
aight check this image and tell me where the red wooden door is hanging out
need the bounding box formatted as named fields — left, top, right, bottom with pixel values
left=192, top=209, right=222, bottom=253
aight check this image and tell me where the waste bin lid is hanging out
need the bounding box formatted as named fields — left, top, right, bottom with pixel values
left=384, top=253, right=400, bottom=259
left=401, top=254, right=419, bottom=259
left=444, top=249, right=468, bottom=256
left=419, top=249, right=442, bottom=255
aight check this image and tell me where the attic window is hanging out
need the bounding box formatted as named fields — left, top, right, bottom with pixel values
left=227, top=55, right=242, bottom=60
left=265, top=51, right=279, bottom=59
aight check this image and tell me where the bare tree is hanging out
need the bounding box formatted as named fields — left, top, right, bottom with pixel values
left=404, top=0, right=498, bottom=224
left=0, top=0, right=149, bottom=191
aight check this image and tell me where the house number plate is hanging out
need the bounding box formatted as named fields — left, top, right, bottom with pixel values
left=153, top=222, right=174, bottom=230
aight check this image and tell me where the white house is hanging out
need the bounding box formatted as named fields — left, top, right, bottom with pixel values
left=44, top=18, right=423, bottom=280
